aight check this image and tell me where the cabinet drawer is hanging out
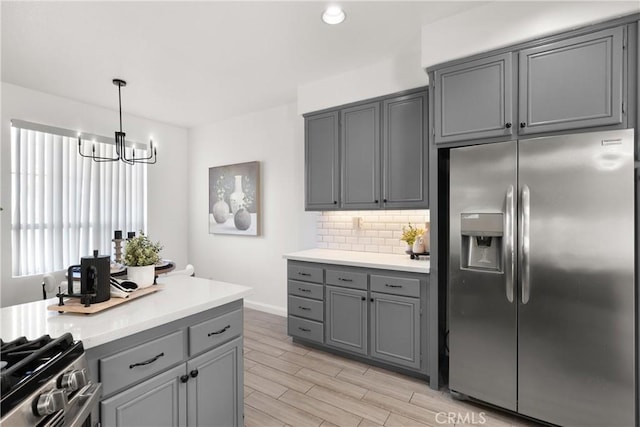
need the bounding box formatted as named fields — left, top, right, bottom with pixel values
left=288, top=295, right=323, bottom=322
left=288, top=263, right=323, bottom=284
left=189, top=309, right=243, bottom=356
left=288, top=280, right=323, bottom=300
left=371, top=274, right=420, bottom=297
left=288, top=316, right=323, bottom=344
left=326, top=269, right=367, bottom=290
left=100, top=330, right=185, bottom=396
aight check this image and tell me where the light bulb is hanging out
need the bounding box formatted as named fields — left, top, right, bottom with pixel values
left=322, top=5, right=345, bottom=25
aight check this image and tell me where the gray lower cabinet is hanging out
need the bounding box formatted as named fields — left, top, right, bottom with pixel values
left=89, top=302, right=244, bottom=427
left=287, top=260, right=429, bottom=376
left=518, top=26, right=624, bottom=135
left=325, top=285, right=368, bottom=355
left=434, top=52, right=514, bottom=144
left=341, top=102, right=381, bottom=209
left=370, top=292, right=420, bottom=370
left=383, top=91, right=428, bottom=208
left=305, top=111, right=340, bottom=210
left=287, top=261, right=325, bottom=343
left=101, top=364, right=187, bottom=427
left=186, top=338, right=243, bottom=427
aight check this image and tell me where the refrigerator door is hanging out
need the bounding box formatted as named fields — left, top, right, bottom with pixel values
left=449, top=141, right=518, bottom=410
left=517, top=129, right=635, bottom=426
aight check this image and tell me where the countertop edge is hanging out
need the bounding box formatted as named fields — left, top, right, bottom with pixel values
left=82, top=288, right=252, bottom=348
left=283, top=251, right=430, bottom=274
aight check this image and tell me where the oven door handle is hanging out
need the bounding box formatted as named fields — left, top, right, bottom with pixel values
left=64, top=382, right=102, bottom=427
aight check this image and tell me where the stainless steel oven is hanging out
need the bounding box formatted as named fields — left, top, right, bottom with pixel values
left=1, top=333, right=102, bottom=427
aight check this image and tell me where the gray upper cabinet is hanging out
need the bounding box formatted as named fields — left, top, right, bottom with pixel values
left=186, top=338, right=242, bottom=427
left=434, top=53, right=514, bottom=144
left=383, top=92, right=428, bottom=208
left=304, top=87, right=429, bottom=211
left=341, top=102, right=381, bottom=209
left=370, top=292, right=421, bottom=370
left=518, top=27, right=624, bottom=135
left=325, top=285, right=368, bottom=355
left=305, top=111, right=340, bottom=210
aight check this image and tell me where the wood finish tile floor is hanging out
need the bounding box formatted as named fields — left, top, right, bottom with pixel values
left=243, top=308, right=541, bottom=427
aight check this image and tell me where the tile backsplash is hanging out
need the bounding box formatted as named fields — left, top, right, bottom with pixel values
left=316, top=210, right=430, bottom=255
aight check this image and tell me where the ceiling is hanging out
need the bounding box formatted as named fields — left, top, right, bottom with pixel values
left=2, top=1, right=482, bottom=128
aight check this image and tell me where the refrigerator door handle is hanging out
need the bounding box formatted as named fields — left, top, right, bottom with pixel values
left=520, top=184, right=531, bottom=304
left=504, top=185, right=515, bottom=303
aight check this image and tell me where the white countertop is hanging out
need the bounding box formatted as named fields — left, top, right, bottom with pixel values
left=0, top=276, right=252, bottom=349
left=283, top=248, right=430, bottom=274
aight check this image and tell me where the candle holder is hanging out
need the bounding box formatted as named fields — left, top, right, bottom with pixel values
left=113, top=238, right=124, bottom=264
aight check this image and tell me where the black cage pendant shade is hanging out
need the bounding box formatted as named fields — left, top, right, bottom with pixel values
left=78, top=79, right=157, bottom=165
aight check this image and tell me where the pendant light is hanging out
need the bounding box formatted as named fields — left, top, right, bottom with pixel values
left=78, top=79, right=157, bottom=165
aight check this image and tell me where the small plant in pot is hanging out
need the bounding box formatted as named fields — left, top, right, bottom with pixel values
left=124, top=232, right=163, bottom=288
left=400, top=223, right=424, bottom=253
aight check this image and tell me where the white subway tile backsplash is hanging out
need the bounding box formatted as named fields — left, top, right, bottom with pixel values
left=316, top=209, right=429, bottom=254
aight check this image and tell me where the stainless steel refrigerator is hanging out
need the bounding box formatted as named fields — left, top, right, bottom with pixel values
left=448, top=129, right=636, bottom=426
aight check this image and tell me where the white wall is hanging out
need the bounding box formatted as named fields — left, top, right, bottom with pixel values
left=421, top=1, right=640, bottom=69
left=0, top=82, right=189, bottom=307
left=297, top=49, right=428, bottom=115
left=188, top=103, right=316, bottom=316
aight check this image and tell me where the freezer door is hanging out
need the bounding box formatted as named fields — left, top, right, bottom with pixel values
left=518, top=129, right=635, bottom=426
left=449, top=141, right=517, bottom=410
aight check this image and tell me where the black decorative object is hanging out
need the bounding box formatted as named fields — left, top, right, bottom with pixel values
left=78, top=79, right=157, bottom=165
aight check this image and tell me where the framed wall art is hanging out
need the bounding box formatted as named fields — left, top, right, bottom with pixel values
left=209, top=161, right=260, bottom=236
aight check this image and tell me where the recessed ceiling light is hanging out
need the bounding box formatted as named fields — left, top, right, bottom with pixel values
left=322, top=5, right=346, bottom=25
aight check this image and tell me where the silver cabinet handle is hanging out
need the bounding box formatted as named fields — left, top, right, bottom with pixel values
left=297, top=287, right=311, bottom=293
left=504, top=185, right=515, bottom=303
left=385, top=284, right=402, bottom=288
left=298, top=306, right=311, bottom=311
left=520, top=185, right=531, bottom=304
left=338, top=277, right=353, bottom=282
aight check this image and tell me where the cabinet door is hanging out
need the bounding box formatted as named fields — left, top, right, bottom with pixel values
left=370, top=292, right=421, bottom=370
left=186, top=337, right=243, bottom=427
left=305, top=111, right=340, bottom=210
left=341, top=102, right=381, bottom=209
left=101, top=364, right=187, bottom=427
left=382, top=91, right=428, bottom=208
left=434, top=53, right=514, bottom=144
left=325, top=285, right=368, bottom=355
left=518, top=26, right=624, bottom=135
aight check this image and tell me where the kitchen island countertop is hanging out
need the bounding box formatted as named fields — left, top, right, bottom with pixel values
left=284, top=248, right=429, bottom=274
left=0, top=275, right=252, bottom=349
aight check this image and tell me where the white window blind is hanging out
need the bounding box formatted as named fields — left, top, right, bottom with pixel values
left=11, top=122, right=147, bottom=277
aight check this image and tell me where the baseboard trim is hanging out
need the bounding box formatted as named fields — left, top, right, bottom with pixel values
left=244, top=299, right=287, bottom=318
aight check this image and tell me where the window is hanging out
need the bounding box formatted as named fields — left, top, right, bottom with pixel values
left=11, top=121, right=147, bottom=277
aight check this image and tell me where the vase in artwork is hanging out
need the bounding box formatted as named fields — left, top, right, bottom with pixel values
left=234, top=208, right=251, bottom=230
left=229, top=175, right=245, bottom=214
left=212, top=199, right=230, bottom=223
left=127, top=264, right=155, bottom=288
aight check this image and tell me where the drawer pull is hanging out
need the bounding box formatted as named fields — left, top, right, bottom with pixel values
left=180, top=375, right=189, bottom=383
left=190, top=369, right=199, bottom=378
left=298, top=287, right=311, bottom=293
left=298, top=327, right=311, bottom=332
left=385, top=284, right=402, bottom=288
left=208, top=325, right=231, bottom=337
left=338, top=277, right=353, bottom=282
left=298, top=272, right=311, bottom=277
left=129, top=352, right=165, bottom=369
left=298, top=306, right=311, bottom=311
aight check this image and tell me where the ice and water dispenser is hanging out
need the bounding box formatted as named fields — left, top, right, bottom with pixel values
left=460, top=213, right=503, bottom=272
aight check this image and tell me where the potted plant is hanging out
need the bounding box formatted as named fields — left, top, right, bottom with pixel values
left=123, top=232, right=163, bottom=288
left=400, top=223, right=424, bottom=252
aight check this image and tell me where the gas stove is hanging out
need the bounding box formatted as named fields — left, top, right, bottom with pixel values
left=0, top=333, right=101, bottom=427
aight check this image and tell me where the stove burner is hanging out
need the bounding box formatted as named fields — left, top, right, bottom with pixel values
left=0, top=333, right=84, bottom=418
